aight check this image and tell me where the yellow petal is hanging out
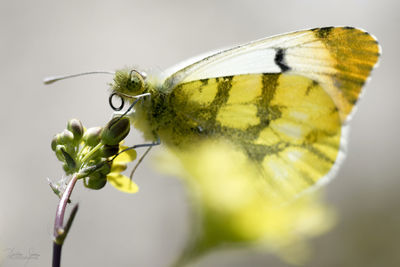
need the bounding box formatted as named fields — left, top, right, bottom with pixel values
left=107, top=173, right=139, bottom=193
left=111, top=162, right=127, bottom=173
left=115, top=146, right=137, bottom=164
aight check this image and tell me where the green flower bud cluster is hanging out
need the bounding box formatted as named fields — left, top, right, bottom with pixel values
left=51, top=117, right=131, bottom=190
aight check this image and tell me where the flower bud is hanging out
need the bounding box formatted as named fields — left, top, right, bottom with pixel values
left=51, top=135, right=58, bottom=151
left=100, top=145, right=120, bottom=158
left=87, top=175, right=107, bottom=190
left=101, top=117, right=130, bottom=146
left=83, top=127, right=102, bottom=147
left=67, top=118, right=84, bottom=143
left=59, top=129, right=74, bottom=146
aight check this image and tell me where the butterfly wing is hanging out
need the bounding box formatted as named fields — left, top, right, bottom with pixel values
left=152, top=27, right=380, bottom=196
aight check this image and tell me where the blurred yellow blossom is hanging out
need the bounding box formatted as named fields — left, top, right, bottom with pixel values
left=156, top=139, right=336, bottom=266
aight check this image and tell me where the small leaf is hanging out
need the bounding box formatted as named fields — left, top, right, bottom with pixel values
left=59, top=147, right=76, bottom=170
left=87, top=176, right=107, bottom=190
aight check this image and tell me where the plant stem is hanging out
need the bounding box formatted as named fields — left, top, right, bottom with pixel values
left=52, top=174, right=79, bottom=267
left=52, top=243, right=62, bottom=267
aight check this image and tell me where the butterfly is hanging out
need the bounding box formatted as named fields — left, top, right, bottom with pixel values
left=48, top=27, right=380, bottom=197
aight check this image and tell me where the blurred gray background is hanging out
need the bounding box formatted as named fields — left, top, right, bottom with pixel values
left=0, top=0, right=399, bottom=266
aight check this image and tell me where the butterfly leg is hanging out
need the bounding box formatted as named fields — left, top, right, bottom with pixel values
left=129, top=145, right=153, bottom=180
left=109, top=138, right=160, bottom=180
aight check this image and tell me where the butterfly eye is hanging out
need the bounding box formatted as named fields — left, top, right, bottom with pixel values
left=109, top=92, right=125, bottom=111
left=127, top=69, right=146, bottom=93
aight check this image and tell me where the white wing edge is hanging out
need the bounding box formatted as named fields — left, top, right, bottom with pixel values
left=157, top=29, right=315, bottom=86
left=157, top=46, right=231, bottom=82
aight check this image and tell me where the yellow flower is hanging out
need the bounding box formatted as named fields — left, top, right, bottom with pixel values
left=107, top=146, right=139, bottom=194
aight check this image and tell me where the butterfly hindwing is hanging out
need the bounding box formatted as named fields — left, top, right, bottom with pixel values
left=159, top=73, right=341, bottom=195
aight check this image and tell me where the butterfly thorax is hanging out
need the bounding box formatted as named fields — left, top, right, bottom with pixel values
left=110, top=69, right=186, bottom=145
left=132, top=80, right=212, bottom=147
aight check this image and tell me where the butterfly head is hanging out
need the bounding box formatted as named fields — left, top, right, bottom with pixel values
left=111, top=69, right=147, bottom=97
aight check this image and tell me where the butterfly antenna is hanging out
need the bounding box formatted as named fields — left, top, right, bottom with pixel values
left=43, top=71, right=115, bottom=85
